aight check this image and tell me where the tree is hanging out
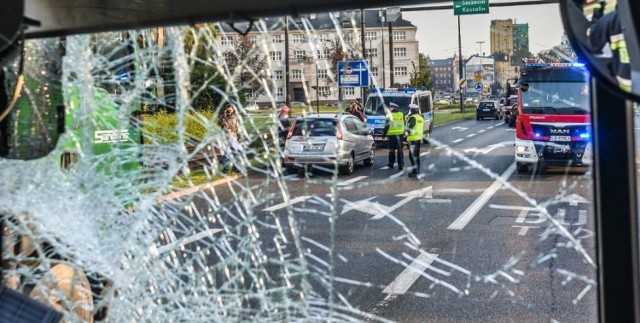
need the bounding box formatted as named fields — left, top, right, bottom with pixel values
left=490, top=81, right=503, bottom=96
left=409, top=53, right=432, bottom=91
left=222, top=35, right=268, bottom=103
left=183, top=25, right=227, bottom=111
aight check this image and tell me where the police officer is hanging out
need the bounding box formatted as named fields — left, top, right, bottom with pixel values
left=384, top=102, right=405, bottom=170
left=405, top=104, right=424, bottom=177
left=586, top=1, right=631, bottom=92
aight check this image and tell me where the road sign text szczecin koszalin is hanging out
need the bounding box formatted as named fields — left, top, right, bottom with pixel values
left=454, top=0, right=489, bottom=15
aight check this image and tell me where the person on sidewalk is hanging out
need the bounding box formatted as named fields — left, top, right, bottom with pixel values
left=405, top=104, right=424, bottom=177
left=218, top=104, right=242, bottom=174
left=383, top=102, right=405, bottom=171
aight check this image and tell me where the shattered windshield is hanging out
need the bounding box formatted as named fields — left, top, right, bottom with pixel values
left=1, top=3, right=598, bottom=323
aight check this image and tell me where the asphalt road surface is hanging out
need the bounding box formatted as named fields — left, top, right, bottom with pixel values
left=161, top=117, right=598, bottom=323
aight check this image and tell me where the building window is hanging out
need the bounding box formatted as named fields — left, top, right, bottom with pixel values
left=250, top=35, right=258, bottom=44
left=371, top=67, right=378, bottom=77
left=318, top=69, right=328, bottom=79
left=393, top=47, right=407, bottom=57
left=293, top=34, right=306, bottom=43
left=345, top=87, right=355, bottom=96
left=317, top=49, right=330, bottom=59
left=317, top=86, right=331, bottom=96
left=276, top=87, right=283, bottom=97
left=294, top=50, right=306, bottom=59
left=318, top=33, right=330, bottom=43
left=221, top=36, right=235, bottom=46
left=274, top=70, right=283, bottom=80
left=270, top=35, right=282, bottom=43
left=292, top=70, right=302, bottom=79
left=394, top=66, right=408, bottom=76
left=393, top=31, right=406, bottom=40
left=270, top=51, right=282, bottom=61
left=365, top=32, right=377, bottom=41
left=367, top=48, right=378, bottom=58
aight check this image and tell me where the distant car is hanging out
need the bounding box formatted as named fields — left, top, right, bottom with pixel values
left=435, top=98, right=450, bottom=105
left=284, top=114, right=375, bottom=175
left=476, top=100, right=503, bottom=120
left=245, top=102, right=260, bottom=112
left=504, top=104, right=519, bottom=127
left=290, top=101, right=306, bottom=107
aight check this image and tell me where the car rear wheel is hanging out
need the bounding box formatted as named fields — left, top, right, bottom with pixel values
left=363, top=148, right=375, bottom=166
left=340, top=153, right=355, bottom=175
left=286, top=165, right=298, bottom=175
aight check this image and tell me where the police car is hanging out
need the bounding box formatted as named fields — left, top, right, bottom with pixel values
left=362, top=87, right=434, bottom=145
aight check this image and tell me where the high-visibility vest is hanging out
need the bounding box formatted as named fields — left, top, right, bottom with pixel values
left=386, top=111, right=405, bottom=135
left=407, top=114, right=424, bottom=141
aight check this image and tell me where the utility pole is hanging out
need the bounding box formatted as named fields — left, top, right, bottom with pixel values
left=388, top=21, right=394, bottom=87
left=360, top=8, right=366, bottom=100
left=284, top=16, right=290, bottom=107
left=458, top=15, right=464, bottom=113
left=476, top=40, right=485, bottom=56
left=380, top=9, right=386, bottom=88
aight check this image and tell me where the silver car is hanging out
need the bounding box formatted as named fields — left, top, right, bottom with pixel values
left=284, top=114, right=375, bottom=175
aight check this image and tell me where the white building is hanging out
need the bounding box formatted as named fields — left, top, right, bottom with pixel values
left=218, top=10, right=419, bottom=106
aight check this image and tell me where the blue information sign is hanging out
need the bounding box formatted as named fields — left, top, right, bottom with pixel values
left=474, top=82, right=483, bottom=91
left=337, top=61, right=370, bottom=87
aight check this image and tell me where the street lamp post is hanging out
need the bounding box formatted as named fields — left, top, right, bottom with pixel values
left=316, top=63, right=320, bottom=114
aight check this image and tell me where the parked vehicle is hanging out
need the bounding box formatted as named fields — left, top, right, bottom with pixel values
left=362, top=87, right=434, bottom=145
left=504, top=103, right=519, bottom=127
left=476, top=100, right=503, bottom=120
left=283, top=114, right=375, bottom=175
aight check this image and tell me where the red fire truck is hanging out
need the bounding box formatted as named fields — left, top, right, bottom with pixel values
left=510, top=60, right=592, bottom=173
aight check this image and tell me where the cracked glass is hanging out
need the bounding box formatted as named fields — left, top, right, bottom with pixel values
left=1, top=3, right=597, bottom=322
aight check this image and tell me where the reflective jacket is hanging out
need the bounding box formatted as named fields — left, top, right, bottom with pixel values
left=589, top=10, right=631, bottom=92
left=386, top=111, right=405, bottom=135
left=406, top=114, right=424, bottom=141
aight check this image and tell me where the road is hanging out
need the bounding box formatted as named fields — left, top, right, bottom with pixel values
left=159, top=117, right=597, bottom=322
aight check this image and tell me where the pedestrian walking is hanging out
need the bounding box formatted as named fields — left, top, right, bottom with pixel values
left=218, top=103, right=242, bottom=173
left=384, top=102, right=405, bottom=170
left=405, top=104, right=424, bottom=177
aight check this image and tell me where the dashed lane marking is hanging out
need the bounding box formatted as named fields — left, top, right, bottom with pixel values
left=452, top=139, right=464, bottom=143
left=382, top=252, right=439, bottom=295
left=466, top=134, right=475, bottom=138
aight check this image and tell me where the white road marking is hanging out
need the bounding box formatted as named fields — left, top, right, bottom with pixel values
left=512, top=225, right=539, bottom=236
left=466, top=134, right=476, bottom=138
left=452, top=139, right=464, bottom=143
left=263, top=195, right=312, bottom=211
left=157, top=228, right=223, bottom=254
left=382, top=252, right=439, bottom=295
left=337, top=176, right=367, bottom=186
left=452, top=126, right=468, bottom=132
left=420, top=152, right=430, bottom=157
left=515, top=209, right=529, bottom=223
left=435, top=145, right=449, bottom=150
left=380, top=165, right=391, bottom=170
left=578, top=210, right=588, bottom=225
left=478, top=129, right=485, bottom=133
left=486, top=126, right=494, bottom=130
left=562, top=193, right=590, bottom=206
left=448, top=163, right=517, bottom=230
left=463, top=141, right=512, bottom=155
left=490, top=204, right=539, bottom=212
left=370, top=186, right=433, bottom=220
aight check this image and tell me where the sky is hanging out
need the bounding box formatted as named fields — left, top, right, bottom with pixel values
left=401, top=1, right=565, bottom=59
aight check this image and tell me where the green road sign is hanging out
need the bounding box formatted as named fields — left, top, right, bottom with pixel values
left=454, top=0, right=490, bottom=15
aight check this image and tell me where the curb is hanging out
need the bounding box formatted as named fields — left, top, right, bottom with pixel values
left=157, top=173, right=243, bottom=203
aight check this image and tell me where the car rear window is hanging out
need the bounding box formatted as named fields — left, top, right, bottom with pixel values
left=479, top=102, right=495, bottom=108
left=292, top=119, right=337, bottom=137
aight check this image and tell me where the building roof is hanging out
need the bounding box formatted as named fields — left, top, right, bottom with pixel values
left=428, top=58, right=454, bottom=67
left=218, top=10, right=415, bottom=33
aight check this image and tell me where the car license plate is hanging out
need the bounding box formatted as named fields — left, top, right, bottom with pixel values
left=303, top=144, right=324, bottom=152
left=375, top=137, right=388, bottom=141
left=482, top=109, right=490, bottom=111
left=550, top=135, right=571, bottom=142
left=552, top=145, right=570, bottom=153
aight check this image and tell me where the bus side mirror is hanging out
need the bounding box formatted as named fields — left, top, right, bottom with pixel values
left=505, top=82, right=511, bottom=97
